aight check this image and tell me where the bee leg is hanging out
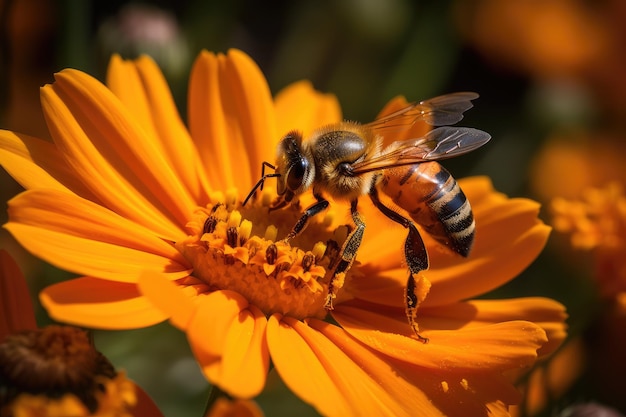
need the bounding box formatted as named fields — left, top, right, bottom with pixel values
left=369, top=187, right=429, bottom=343
left=325, top=199, right=365, bottom=310
left=284, top=194, right=329, bottom=242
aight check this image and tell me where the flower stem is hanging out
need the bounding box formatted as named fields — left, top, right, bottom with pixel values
left=204, top=384, right=231, bottom=415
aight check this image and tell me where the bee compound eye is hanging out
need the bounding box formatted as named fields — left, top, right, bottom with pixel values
left=286, top=157, right=308, bottom=191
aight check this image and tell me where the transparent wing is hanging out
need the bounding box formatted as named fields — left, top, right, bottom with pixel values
left=365, top=92, right=480, bottom=133
left=351, top=126, right=491, bottom=175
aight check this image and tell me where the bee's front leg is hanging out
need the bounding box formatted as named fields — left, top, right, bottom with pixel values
left=284, top=194, right=329, bottom=242
left=325, top=199, right=364, bottom=310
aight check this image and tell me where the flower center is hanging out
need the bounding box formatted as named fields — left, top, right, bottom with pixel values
left=0, top=326, right=118, bottom=413
left=176, top=189, right=351, bottom=320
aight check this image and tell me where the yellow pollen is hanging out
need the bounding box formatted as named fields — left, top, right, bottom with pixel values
left=441, top=381, right=449, bottom=393
left=312, top=241, right=327, bottom=260
left=179, top=195, right=349, bottom=320
left=265, top=225, right=278, bottom=241
left=460, top=378, right=470, bottom=391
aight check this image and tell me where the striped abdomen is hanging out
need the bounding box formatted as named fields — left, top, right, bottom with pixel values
left=379, top=161, right=474, bottom=257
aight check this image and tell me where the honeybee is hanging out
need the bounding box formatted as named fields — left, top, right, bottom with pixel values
left=244, top=92, right=490, bottom=341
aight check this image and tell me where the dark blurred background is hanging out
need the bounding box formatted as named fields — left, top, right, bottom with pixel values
left=2, top=0, right=626, bottom=416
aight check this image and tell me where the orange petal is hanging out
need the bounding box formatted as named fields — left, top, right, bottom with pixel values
left=224, top=49, right=278, bottom=170
left=183, top=291, right=269, bottom=398
left=188, top=50, right=276, bottom=193
left=41, top=69, right=191, bottom=241
left=205, top=398, right=264, bottom=417
left=107, top=55, right=211, bottom=205
left=0, top=250, right=37, bottom=339
left=0, top=131, right=96, bottom=200
left=267, top=315, right=435, bottom=417
left=268, top=316, right=518, bottom=417
left=274, top=80, right=342, bottom=138
left=334, top=302, right=548, bottom=371
left=39, top=277, right=167, bottom=329
left=202, top=305, right=269, bottom=398
left=137, top=271, right=196, bottom=330
left=316, top=319, right=520, bottom=417
left=424, top=197, right=550, bottom=306
left=353, top=296, right=567, bottom=359
left=6, top=190, right=191, bottom=282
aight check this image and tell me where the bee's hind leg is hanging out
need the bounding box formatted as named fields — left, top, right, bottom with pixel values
left=369, top=187, right=429, bottom=343
left=325, top=199, right=365, bottom=310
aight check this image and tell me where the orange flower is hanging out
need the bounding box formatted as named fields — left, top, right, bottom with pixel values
left=204, top=398, right=264, bottom=417
left=0, top=49, right=566, bottom=416
left=0, top=250, right=164, bottom=417
left=551, top=183, right=626, bottom=308
left=455, top=0, right=607, bottom=79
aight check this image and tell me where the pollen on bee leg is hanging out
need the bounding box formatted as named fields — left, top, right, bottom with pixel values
left=324, top=271, right=346, bottom=310
left=405, top=273, right=431, bottom=343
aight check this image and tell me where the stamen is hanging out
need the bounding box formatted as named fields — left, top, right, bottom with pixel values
left=312, top=241, right=327, bottom=261
left=302, top=252, right=315, bottom=272
left=226, top=227, right=239, bottom=247
left=265, top=225, right=278, bottom=241
left=266, top=243, right=278, bottom=265
left=203, top=216, right=218, bottom=234
left=239, top=220, right=252, bottom=243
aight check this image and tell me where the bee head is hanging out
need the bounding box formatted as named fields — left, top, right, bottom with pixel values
left=275, top=130, right=314, bottom=203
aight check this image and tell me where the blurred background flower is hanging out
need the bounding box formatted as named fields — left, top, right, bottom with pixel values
left=1, top=0, right=625, bottom=416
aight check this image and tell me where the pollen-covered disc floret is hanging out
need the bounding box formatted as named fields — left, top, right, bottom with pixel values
left=176, top=191, right=349, bottom=320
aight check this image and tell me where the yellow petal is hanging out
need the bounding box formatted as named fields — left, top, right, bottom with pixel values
left=0, top=250, right=37, bottom=338
left=274, top=80, right=342, bottom=138
left=42, top=69, right=192, bottom=241
left=188, top=50, right=276, bottom=193
left=39, top=277, right=167, bottom=329
left=6, top=190, right=191, bottom=282
left=107, top=55, right=212, bottom=205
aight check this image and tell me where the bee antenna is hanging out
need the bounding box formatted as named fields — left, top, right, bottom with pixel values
left=243, top=162, right=280, bottom=206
